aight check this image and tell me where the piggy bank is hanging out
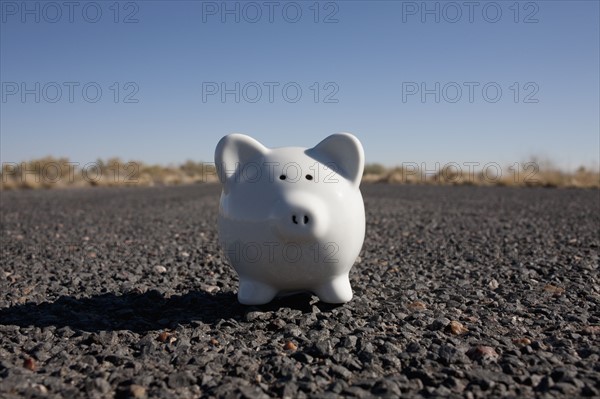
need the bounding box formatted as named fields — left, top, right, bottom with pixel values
left=215, top=133, right=365, bottom=305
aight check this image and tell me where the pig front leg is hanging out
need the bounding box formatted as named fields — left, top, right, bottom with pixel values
left=314, top=274, right=353, bottom=304
left=237, top=278, right=278, bottom=305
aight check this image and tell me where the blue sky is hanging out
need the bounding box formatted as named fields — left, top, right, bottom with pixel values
left=1, top=0, right=599, bottom=170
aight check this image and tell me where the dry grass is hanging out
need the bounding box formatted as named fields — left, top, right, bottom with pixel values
left=1, top=157, right=598, bottom=190
left=0, top=157, right=218, bottom=190
left=363, top=162, right=599, bottom=188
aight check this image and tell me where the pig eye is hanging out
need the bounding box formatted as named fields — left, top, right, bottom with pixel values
left=279, top=175, right=286, bottom=180
left=306, top=174, right=313, bottom=181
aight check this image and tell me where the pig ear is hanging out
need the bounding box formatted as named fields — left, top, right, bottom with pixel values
left=308, top=133, right=364, bottom=186
left=215, top=134, right=268, bottom=184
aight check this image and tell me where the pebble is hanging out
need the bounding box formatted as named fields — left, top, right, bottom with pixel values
left=446, top=320, right=469, bottom=335
left=330, top=364, right=353, bottom=380
left=407, top=301, right=427, bottom=311
left=32, top=384, right=48, bottom=394
left=23, top=357, right=36, bottom=371
left=157, top=331, right=172, bottom=343
left=536, top=376, right=554, bottom=392
left=283, top=341, right=297, bottom=351
left=168, top=371, right=195, bottom=389
left=581, top=326, right=600, bottom=335
left=153, top=265, right=167, bottom=274
left=467, top=346, right=500, bottom=362
left=512, top=337, right=532, bottom=346
left=543, top=284, right=565, bottom=295
left=202, top=285, right=220, bottom=293
left=129, top=384, right=147, bottom=398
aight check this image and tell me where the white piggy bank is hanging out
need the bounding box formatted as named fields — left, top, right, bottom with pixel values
left=215, top=133, right=365, bottom=305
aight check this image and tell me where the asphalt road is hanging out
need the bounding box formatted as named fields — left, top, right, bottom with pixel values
left=1, top=184, right=599, bottom=398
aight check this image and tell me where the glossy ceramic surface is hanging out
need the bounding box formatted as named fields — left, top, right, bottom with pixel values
left=215, top=133, right=365, bottom=305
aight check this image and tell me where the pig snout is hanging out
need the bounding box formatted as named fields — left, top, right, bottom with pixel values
left=271, top=193, right=329, bottom=240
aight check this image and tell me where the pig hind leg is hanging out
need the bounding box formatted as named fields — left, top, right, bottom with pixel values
left=314, top=275, right=353, bottom=304
left=237, top=279, right=278, bottom=305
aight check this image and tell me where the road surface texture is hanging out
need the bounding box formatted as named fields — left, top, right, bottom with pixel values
left=1, top=184, right=599, bottom=398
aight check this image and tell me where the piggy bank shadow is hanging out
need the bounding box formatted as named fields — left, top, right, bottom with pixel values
left=0, top=289, right=244, bottom=333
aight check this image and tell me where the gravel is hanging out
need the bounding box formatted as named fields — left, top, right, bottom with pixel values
left=1, top=184, right=599, bottom=398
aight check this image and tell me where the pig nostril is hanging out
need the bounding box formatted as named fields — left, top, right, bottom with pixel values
left=291, top=214, right=311, bottom=225
left=292, top=214, right=310, bottom=225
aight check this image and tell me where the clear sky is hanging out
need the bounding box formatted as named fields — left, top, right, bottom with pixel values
left=1, top=0, right=599, bottom=170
